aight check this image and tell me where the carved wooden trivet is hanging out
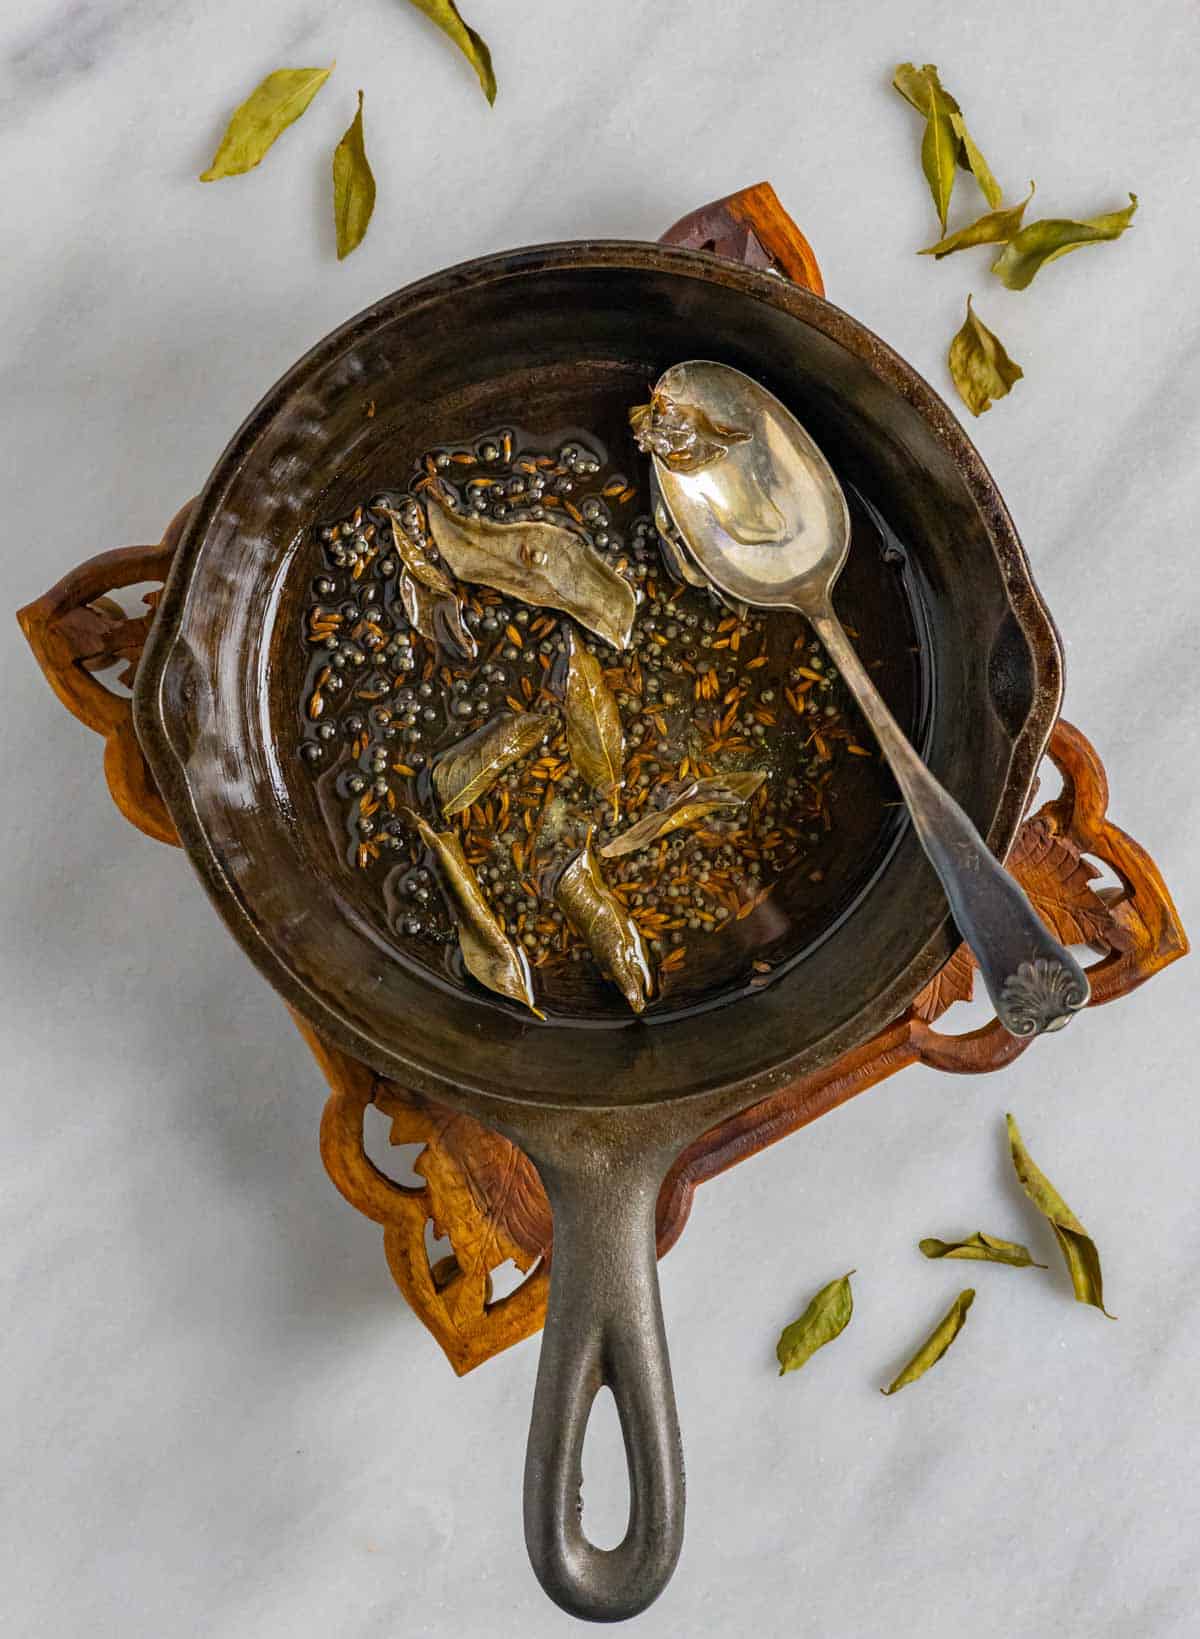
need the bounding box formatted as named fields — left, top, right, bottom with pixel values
left=18, top=183, right=1188, bottom=1378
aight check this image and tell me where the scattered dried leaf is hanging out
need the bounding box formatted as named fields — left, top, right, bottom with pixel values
left=403, top=0, right=496, bottom=105
left=776, top=1272, right=855, bottom=1376
left=949, top=295, right=1023, bottom=416
left=991, top=194, right=1138, bottom=290
left=920, top=183, right=1035, bottom=258
left=201, top=65, right=333, bottom=181
left=882, top=1289, right=975, bottom=1395
left=331, top=91, right=375, bottom=259
left=1006, top=1113, right=1114, bottom=1316
left=919, top=1232, right=1046, bottom=1268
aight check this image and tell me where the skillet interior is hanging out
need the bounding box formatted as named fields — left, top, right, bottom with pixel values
left=134, top=243, right=1062, bottom=1112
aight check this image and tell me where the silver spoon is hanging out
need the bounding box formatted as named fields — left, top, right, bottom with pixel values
left=639, top=360, right=1089, bottom=1039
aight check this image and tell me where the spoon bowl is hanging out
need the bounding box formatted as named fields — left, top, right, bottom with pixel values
left=650, top=359, right=852, bottom=609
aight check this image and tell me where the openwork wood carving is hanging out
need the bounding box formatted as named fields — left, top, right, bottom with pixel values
left=17, top=184, right=1187, bottom=1378
left=17, top=504, right=194, bottom=847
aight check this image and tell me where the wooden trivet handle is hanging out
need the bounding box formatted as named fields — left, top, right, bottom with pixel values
left=16, top=504, right=194, bottom=846
left=659, top=180, right=825, bottom=294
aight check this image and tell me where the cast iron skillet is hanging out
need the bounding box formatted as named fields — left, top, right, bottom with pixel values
left=134, top=243, right=1062, bottom=1623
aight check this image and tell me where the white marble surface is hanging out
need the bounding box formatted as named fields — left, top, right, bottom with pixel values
left=3, top=2, right=1199, bottom=1634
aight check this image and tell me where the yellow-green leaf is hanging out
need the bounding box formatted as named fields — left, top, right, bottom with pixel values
left=948, top=296, right=1023, bottom=417
left=404, top=0, right=496, bottom=104
left=920, top=183, right=1035, bottom=258
left=921, top=74, right=959, bottom=232
left=332, top=91, right=376, bottom=260
left=882, top=1289, right=975, bottom=1395
left=776, top=1272, right=854, bottom=1376
left=949, top=109, right=1002, bottom=209
left=200, top=65, right=333, bottom=181
left=1006, top=1114, right=1114, bottom=1316
left=991, top=194, right=1138, bottom=290
left=919, top=1232, right=1046, bottom=1268
left=892, top=61, right=936, bottom=116
left=893, top=64, right=1002, bottom=213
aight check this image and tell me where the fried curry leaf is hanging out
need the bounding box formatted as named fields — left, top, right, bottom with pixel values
left=563, top=627, right=624, bottom=806
left=433, top=710, right=556, bottom=817
left=398, top=568, right=477, bottom=660
left=629, top=391, right=752, bottom=473
left=919, top=183, right=1035, bottom=259
left=881, top=1289, right=975, bottom=1395
left=776, top=1272, right=855, bottom=1376
left=556, top=837, right=653, bottom=1013
left=991, top=194, right=1138, bottom=290
left=332, top=91, right=376, bottom=260
left=200, top=65, right=333, bottom=181
left=893, top=64, right=1002, bottom=215
left=382, top=506, right=456, bottom=596
left=1006, top=1113, right=1114, bottom=1316
left=425, top=489, right=637, bottom=651
left=949, top=296, right=1023, bottom=417
left=403, top=0, right=496, bottom=105
left=919, top=1232, right=1046, bottom=1268
left=600, top=772, right=766, bottom=858
left=415, top=816, right=542, bottom=1016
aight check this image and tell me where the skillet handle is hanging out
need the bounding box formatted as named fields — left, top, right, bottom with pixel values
left=522, top=1145, right=684, bottom=1623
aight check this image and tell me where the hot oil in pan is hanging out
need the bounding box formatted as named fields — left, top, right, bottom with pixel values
left=295, top=425, right=927, bottom=1024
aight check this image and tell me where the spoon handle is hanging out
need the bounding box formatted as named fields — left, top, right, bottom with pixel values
left=807, top=608, right=1089, bottom=1037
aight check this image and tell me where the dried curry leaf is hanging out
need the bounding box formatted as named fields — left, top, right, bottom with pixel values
left=629, top=391, right=752, bottom=473
left=415, top=816, right=542, bottom=1016
left=398, top=568, right=476, bottom=660
left=893, top=64, right=1002, bottom=214
left=200, top=65, right=333, bottom=181
left=1006, top=1114, right=1114, bottom=1316
left=991, top=193, right=1138, bottom=290
left=331, top=91, right=375, bottom=260
left=556, top=836, right=653, bottom=1013
left=425, top=488, right=636, bottom=650
left=600, top=772, right=766, bottom=858
left=564, top=627, right=624, bottom=804
left=892, top=61, right=936, bottom=117
left=433, top=710, right=555, bottom=817
left=919, top=1232, right=1046, bottom=1268
left=920, top=183, right=1035, bottom=258
left=921, top=74, right=960, bottom=232
left=882, top=1289, right=975, bottom=1395
left=948, top=296, right=1023, bottom=417
left=949, top=109, right=1002, bottom=210
left=776, top=1272, right=855, bottom=1376
left=382, top=507, right=456, bottom=597
left=403, top=0, right=496, bottom=105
